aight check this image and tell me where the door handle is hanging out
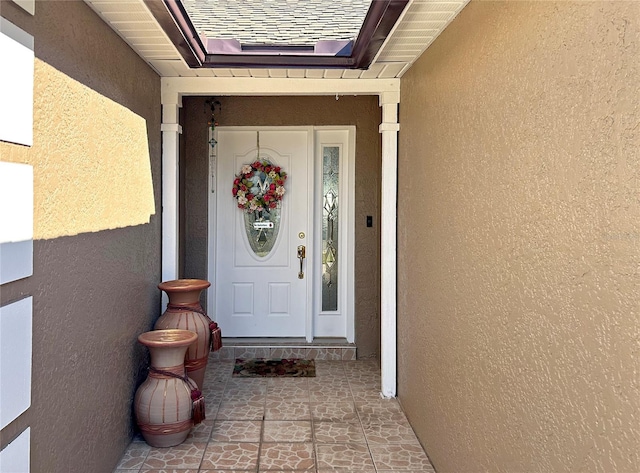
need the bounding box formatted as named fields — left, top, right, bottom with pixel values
left=297, top=245, right=306, bottom=279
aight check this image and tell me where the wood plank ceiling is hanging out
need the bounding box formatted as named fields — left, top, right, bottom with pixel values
left=84, top=0, right=469, bottom=79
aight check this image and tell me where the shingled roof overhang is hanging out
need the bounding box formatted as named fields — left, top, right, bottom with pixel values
left=144, top=0, right=409, bottom=69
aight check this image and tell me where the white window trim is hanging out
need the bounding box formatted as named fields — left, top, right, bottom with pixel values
left=313, top=126, right=355, bottom=343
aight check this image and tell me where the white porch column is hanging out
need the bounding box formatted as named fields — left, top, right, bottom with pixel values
left=161, top=95, right=182, bottom=304
left=379, top=91, right=400, bottom=398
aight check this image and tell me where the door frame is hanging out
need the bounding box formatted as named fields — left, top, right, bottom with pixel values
left=160, top=78, right=399, bottom=397
left=207, top=125, right=355, bottom=342
left=312, top=127, right=356, bottom=342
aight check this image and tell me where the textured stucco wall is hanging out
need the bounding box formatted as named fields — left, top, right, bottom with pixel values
left=0, top=1, right=161, bottom=472
left=182, top=96, right=382, bottom=358
left=398, top=1, right=640, bottom=471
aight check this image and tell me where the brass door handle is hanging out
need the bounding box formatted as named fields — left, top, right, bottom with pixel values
left=297, top=245, right=306, bottom=279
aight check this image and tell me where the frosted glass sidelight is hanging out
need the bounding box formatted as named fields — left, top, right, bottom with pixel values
left=322, top=146, right=339, bottom=311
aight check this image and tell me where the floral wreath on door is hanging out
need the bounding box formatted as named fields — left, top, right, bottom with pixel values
left=232, top=159, right=287, bottom=212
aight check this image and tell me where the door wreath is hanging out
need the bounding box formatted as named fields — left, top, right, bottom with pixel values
left=232, top=159, right=287, bottom=212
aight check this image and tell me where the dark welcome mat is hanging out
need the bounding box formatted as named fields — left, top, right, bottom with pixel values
left=233, top=358, right=316, bottom=377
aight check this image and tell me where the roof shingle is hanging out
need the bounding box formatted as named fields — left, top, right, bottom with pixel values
left=181, top=0, right=372, bottom=46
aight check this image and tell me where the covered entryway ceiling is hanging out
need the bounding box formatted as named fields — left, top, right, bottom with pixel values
left=84, top=0, right=469, bottom=79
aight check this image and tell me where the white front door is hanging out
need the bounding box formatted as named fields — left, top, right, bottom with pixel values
left=214, top=128, right=313, bottom=337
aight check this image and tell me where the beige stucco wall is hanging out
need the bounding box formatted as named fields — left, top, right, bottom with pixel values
left=0, top=1, right=161, bottom=472
left=397, top=1, right=640, bottom=471
left=182, top=96, right=382, bottom=358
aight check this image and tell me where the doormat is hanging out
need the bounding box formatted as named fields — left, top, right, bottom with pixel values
left=232, top=358, right=316, bottom=377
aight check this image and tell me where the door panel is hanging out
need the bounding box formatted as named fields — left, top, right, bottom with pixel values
left=215, top=129, right=311, bottom=337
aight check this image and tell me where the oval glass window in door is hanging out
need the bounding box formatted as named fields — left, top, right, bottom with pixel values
left=243, top=207, right=281, bottom=257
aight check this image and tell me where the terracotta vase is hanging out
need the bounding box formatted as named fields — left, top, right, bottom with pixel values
left=134, top=329, right=197, bottom=448
left=155, top=279, right=211, bottom=388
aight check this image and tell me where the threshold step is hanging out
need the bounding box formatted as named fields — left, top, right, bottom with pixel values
left=210, top=338, right=356, bottom=361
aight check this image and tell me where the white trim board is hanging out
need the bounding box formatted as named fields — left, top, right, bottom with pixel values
left=162, top=77, right=399, bottom=102
left=0, top=162, right=33, bottom=285
left=0, top=427, right=30, bottom=472
left=11, top=0, right=35, bottom=15
left=0, top=297, right=32, bottom=430
left=0, top=19, right=34, bottom=147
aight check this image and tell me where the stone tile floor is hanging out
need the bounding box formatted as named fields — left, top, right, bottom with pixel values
left=114, top=359, right=435, bottom=472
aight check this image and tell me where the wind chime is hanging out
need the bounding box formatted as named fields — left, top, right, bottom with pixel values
left=205, top=98, right=221, bottom=150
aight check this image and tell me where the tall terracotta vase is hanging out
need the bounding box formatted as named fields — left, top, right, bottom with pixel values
left=155, top=279, right=211, bottom=388
left=134, top=329, right=198, bottom=448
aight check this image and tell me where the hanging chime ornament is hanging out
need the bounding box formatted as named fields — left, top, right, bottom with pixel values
left=205, top=98, right=221, bottom=149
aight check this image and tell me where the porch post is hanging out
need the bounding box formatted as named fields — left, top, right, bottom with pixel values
left=379, top=91, right=399, bottom=398
left=161, top=95, right=182, bottom=305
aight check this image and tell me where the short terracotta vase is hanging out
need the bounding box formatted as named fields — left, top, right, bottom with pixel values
left=134, top=329, right=198, bottom=448
left=155, top=279, right=211, bottom=388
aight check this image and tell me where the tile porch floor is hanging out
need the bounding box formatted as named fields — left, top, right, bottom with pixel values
left=114, top=357, right=436, bottom=472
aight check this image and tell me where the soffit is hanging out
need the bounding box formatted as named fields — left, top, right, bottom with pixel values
left=84, top=0, right=469, bottom=79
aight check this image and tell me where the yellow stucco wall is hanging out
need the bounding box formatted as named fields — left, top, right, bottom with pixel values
left=2, top=59, right=155, bottom=240
left=398, top=1, right=640, bottom=471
